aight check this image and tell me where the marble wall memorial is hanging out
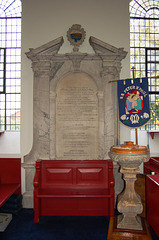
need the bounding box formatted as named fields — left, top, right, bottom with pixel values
left=22, top=26, right=127, bottom=207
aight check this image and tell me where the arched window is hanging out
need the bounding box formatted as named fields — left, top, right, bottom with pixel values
left=0, top=0, right=21, bottom=131
left=130, top=0, right=159, bottom=130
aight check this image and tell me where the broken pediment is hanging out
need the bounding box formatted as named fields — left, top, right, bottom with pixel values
left=26, top=34, right=127, bottom=64
left=89, top=36, right=127, bottom=58
left=26, top=36, right=64, bottom=61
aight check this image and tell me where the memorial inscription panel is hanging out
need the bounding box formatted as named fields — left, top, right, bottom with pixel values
left=56, top=73, right=98, bottom=160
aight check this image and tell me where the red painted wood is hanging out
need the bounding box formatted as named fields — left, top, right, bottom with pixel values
left=144, top=157, right=159, bottom=174
left=146, top=174, right=159, bottom=237
left=33, top=160, right=115, bottom=223
left=0, top=158, right=21, bottom=207
left=0, top=184, right=20, bottom=207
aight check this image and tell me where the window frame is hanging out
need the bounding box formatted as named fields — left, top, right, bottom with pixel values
left=0, top=0, right=21, bottom=131
left=129, top=0, right=159, bottom=130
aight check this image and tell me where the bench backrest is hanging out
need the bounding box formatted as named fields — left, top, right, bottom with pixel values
left=0, top=158, right=21, bottom=186
left=144, top=157, right=159, bottom=174
left=38, top=160, right=113, bottom=189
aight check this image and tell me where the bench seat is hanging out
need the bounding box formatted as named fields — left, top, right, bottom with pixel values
left=0, top=184, right=20, bottom=207
left=38, top=188, right=110, bottom=197
left=34, top=159, right=115, bottom=223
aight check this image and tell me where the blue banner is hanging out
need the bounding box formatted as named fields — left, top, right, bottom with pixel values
left=117, top=77, right=150, bottom=128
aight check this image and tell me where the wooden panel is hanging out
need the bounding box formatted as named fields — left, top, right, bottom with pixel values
left=76, top=197, right=108, bottom=211
left=41, top=197, right=109, bottom=216
left=41, top=161, right=74, bottom=188
left=0, top=158, right=21, bottom=184
left=41, top=198, right=77, bottom=212
left=46, top=168, right=73, bottom=184
left=0, top=158, right=21, bottom=195
left=77, top=167, right=105, bottom=186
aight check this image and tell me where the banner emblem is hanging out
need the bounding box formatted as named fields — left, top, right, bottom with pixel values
left=118, top=77, right=150, bottom=128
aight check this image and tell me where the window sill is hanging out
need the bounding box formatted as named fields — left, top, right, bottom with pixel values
left=147, top=130, right=159, bottom=139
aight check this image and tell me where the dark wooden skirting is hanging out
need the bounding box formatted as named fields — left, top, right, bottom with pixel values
left=107, top=216, right=152, bottom=240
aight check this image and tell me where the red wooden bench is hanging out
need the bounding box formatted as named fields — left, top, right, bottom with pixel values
left=0, top=158, right=21, bottom=208
left=144, top=157, right=159, bottom=237
left=34, top=160, right=114, bottom=223
left=146, top=174, right=159, bottom=238
left=144, top=157, right=159, bottom=174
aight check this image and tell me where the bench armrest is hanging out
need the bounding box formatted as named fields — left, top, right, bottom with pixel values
left=108, top=160, right=115, bottom=189
left=108, top=160, right=115, bottom=216
left=34, top=161, right=41, bottom=188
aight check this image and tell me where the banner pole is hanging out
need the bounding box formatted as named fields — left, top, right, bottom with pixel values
left=131, top=67, right=139, bottom=145
left=108, top=75, right=159, bottom=83
left=135, top=128, right=138, bottom=145
left=131, top=66, right=138, bottom=145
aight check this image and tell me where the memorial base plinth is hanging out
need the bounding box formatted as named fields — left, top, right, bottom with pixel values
left=107, top=216, right=152, bottom=240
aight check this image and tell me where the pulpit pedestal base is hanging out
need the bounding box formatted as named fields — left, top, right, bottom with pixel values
left=107, top=216, right=152, bottom=240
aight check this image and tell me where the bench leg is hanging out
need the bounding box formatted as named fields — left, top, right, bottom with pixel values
left=34, top=196, right=40, bottom=223
left=109, top=196, right=114, bottom=216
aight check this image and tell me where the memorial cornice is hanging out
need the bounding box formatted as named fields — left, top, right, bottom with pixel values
left=26, top=35, right=127, bottom=65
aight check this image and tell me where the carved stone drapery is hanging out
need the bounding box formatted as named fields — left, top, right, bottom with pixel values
left=22, top=35, right=127, bottom=207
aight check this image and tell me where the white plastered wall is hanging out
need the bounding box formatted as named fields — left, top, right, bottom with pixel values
left=3, top=0, right=158, bottom=193
left=20, top=0, right=131, bottom=159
